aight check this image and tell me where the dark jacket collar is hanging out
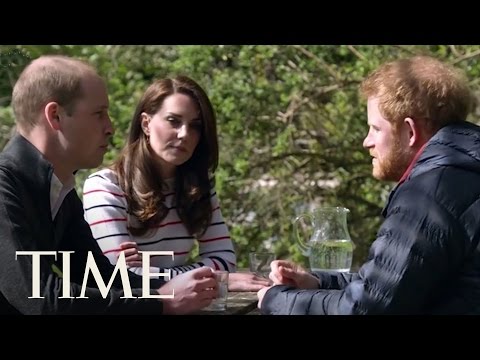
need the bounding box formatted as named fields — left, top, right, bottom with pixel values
left=382, top=121, right=480, bottom=217
left=1, top=134, right=55, bottom=202
left=411, top=121, right=480, bottom=179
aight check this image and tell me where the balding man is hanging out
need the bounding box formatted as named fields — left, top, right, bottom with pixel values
left=0, top=55, right=217, bottom=315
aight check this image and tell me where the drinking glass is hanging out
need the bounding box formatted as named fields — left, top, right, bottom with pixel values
left=249, top=252, right=275, bottom=279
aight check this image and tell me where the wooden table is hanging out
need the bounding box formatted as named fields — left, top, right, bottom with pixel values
left=198, top=291, right=260, bottom=315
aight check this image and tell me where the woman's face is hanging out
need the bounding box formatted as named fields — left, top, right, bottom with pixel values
left=142, top=93, right=202, bottom=178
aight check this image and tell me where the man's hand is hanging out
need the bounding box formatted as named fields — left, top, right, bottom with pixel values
left=159, top=267, right=217, bottom=315
left=257, top=285, right=272, bottom=308
left=269, top=260, right=319, bottom=289
left=228, top=272, right=271, bottom=292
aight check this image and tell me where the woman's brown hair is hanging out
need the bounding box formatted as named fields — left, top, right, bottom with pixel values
left=113, top=76, right=219, bottom=237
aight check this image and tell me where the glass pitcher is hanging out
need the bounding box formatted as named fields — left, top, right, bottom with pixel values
left=294, top=207, right=354, bottom=272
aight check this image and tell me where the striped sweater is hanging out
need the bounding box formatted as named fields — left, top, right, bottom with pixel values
left=82, top=168, right=236, bottom=278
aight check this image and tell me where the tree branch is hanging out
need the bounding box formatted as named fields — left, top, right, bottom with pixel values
left=452, top=49, right=480, bottom=65
left=292, top=45, right=342, bottom=82
left=347, top=45, right=366, bottom=61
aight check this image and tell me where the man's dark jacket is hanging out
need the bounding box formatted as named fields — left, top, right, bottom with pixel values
left=0, top=135, right=165, bottom=314
left=262, top=121, right=480, bottom=315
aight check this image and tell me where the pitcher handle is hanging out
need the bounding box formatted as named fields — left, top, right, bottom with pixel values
left=293, top=213, right=314, bottom=256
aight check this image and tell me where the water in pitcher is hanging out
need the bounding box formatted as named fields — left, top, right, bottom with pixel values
left=309, top=239, right=353, bottom=272
left=295, top=207, right=354, bottom=273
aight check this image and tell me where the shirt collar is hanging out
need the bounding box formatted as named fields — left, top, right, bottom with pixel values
left=397, top=142, right=428, bottom=185
left=50, top=172, right=75, bottom=219
left=381, top=142, right=428, bottom=218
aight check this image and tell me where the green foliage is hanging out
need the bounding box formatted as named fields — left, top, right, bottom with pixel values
left=2, top=45, right=480, bottom=270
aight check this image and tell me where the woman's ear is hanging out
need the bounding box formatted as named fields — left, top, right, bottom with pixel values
left=141, top=112, right=150, bottom=135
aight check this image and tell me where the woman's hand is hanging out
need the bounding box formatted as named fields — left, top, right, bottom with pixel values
left=228, top=272, right=271, bottom=292
left=119, top=241, right=142, bottom=267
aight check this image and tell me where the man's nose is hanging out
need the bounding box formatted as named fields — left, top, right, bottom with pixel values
left=105, top=114, right=114, bottom=136
left=363, top=132, right=372, bottom=149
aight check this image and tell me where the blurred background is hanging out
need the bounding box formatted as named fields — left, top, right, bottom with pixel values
left=1, top=45, right=479, bottom=269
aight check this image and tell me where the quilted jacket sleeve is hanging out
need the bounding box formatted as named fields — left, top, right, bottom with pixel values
left=261, top=175, right=465, bottom=315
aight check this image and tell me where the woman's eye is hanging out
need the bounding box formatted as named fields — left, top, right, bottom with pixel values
left=191, top=122, right=202, bottom=130
left=167, top=116, right=179, bottom=124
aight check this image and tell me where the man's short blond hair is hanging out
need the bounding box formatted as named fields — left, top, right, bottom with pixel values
left=12, top=55, right=99, bottom=132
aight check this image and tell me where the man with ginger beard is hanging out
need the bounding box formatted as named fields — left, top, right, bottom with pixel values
left=258, top=55, right=480, bottom=315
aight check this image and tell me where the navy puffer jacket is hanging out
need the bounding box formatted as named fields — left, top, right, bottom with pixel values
left=261, top=121, right=480, bottom=315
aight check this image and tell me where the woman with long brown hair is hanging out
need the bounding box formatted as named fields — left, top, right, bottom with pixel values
left=83, top=76, right=269, bottom=291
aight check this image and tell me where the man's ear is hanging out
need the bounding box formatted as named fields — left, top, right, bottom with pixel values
left=404, top=117, right=421, bottom=147
left=44, top=102, right=62, bottom=131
